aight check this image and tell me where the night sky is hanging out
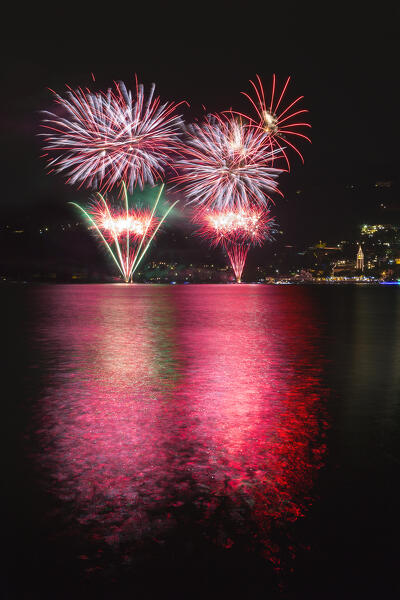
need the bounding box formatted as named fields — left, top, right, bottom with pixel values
left=1, top=4, right=398, bottom=247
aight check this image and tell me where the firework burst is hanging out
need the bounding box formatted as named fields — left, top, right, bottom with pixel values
left=70, top=184, right=178, bottom=282
left=42, top=78, right=185, bottom=192
left=197, top=208, right=274, bottom=283
left=237, top=74, right=311, bottom=169
left=178, top=115, right=283, bottom=211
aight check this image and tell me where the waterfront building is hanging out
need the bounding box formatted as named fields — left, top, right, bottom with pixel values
left=356, top=245, right=364, bottom=271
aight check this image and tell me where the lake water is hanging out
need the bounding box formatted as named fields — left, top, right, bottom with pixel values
left=3, top=284, right=400, bottom=599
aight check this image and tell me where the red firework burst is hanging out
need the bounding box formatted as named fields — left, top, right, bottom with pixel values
left=42, top=78, right=185, bottom=192
left=91, top=201, right=157, bottom=242
left=178, top=114, right=283, bottom=211
left=197, top=208, right=274, bottom=282
left=237, top=74, right=311, bottom=170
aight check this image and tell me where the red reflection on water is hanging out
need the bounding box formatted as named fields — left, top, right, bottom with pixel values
left=177, top=287, right=327, bottom=562
left=35, top=285, right=327, bottom=566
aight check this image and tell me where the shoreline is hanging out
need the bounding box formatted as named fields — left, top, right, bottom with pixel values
left=1, top=280, right=399, bottom=286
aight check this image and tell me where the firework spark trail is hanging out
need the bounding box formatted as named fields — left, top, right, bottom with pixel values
left=226, top=245, right=250, bottom=284
left=178, top=115, right=283, bottom=211
left=234, top=74, right=311, bottom=170
left=42, top=78, right=185, bottom=192
left=197, top=208, right=274, bottom=283
left=70, top=185, right=177, bottom=282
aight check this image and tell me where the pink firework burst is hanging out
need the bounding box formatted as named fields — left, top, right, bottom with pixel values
left=178, top=115, right=283, bottom=211
left=238, top=74, right=311, bottom=170
left=42, top=78, right=185, bottom=192
left=197, top=208, right=274, bottom=283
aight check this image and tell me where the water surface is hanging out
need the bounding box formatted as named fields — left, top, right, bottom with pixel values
left=3, top=284, right=400, bottom=598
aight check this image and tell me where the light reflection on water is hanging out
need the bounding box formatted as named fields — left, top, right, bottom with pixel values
left=33, top=284, right=328, bottom=569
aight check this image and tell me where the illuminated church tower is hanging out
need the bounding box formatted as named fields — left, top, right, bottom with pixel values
left=356, top=245, right=364, bottom=271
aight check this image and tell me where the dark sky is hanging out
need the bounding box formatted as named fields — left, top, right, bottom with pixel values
left=1, top=3, right=398, bottom=244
